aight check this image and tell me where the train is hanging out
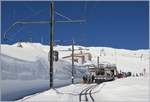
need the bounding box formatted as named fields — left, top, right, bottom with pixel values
left=88, top=62, right=117, bottom=84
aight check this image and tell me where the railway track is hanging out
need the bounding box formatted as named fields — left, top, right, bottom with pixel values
left=79, top=84, right=98, bottom=102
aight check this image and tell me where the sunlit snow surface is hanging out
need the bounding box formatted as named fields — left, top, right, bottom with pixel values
left=1, top=42, right=149, bottom=101
left=19, top=75, right=149, bottom=102
left=1, top=43, right=87, bottom=101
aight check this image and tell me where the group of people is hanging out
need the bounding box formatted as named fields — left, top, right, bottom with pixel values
left=82, top=74, right=95, bottom=84
left=132, top=73, right=144, bottom=77
left=118, top=68, right=146, bottom=78
left=130, top=68, right=146, bottom=77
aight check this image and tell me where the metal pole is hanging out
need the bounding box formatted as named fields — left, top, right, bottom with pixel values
left=50, top=1, right=54, bottom=88
left=97, top=56, right=99, bottom=68
left=97, top=56, right=100, bottom=76
left=72, top=39, right=75, bottom=84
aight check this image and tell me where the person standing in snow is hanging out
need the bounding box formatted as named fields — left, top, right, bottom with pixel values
left=132, top=73, right=135, bottom=77
left=92, top=75, right=95, bottom=83
left=87, top=75, right=91, bottom=84
left=82, top=75, right=87, bottom=83
left=82, top=76, right=85, bottom=83
left=136, top=73, right=139, bottom=77
left=143, top=68, right=146, bottom=75
left=85, top=75, right=88, bottom=83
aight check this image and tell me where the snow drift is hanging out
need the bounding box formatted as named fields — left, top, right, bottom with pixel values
left=1, top=43, right=87, bottom=101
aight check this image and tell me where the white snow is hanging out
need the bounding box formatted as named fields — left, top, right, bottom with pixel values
left=1, top=42, right=88, bottom=101
left=55, top=45, right=149, bottom=73
left=93, top=75, right=149, bottom=101
left=18, top=74, right=149, bottom=102
left=1, top=42, right=149, bottom=101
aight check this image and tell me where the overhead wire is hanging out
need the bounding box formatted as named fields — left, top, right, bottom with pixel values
left=24, top=3, right=35, bottom=13
left=4, top=2, right=88, bottom=44
left=3, top=3, right=49, bottom=42
left=21, top=7, right=48, bottom=21
left=9, top=26, right=25, bottom=41
left=55, top=11, right=72, bottom=21
left=74, top=1, right=88, bottom=45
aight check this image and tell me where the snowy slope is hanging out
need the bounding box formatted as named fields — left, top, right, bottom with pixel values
left=93, top=74, right=149, bottom=101
left=55, top=45, right=149, bottom=73
left=88, top=47, right=149, bottom=73
left=1, top=42, right=149, bottom=101
left=1, top=42, right=87, bottom=101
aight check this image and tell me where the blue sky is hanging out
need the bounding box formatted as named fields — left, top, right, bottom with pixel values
left=1, top=1, right=149, bottom=50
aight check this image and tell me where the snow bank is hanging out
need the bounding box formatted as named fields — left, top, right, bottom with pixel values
left=94, top=75, right=149, bottom=101
left=1, top=43, right=87, bottom=101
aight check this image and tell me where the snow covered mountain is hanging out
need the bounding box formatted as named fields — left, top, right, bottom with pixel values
left=55, top=44, right=149, bottom=73
left=1, top=42, right=149, bottom=101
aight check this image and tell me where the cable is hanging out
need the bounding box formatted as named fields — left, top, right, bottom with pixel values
left=55, top=11, right=72, bottom=21
left=21, top=7, right=49, bottom=21
left=8, top=26, right=25, bottom=42
left=24, top=3, right=35, bottom=13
